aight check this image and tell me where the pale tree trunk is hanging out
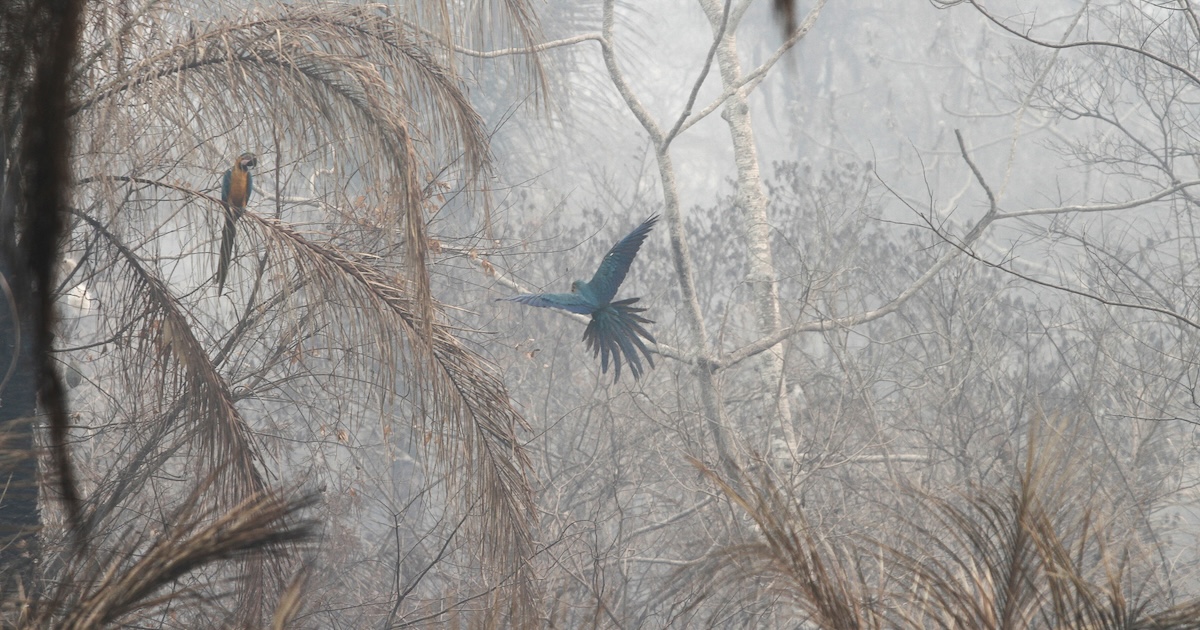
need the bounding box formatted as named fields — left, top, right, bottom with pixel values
left=698, top=0, right=796, bottom=458
left=600, top=0, right=830, bottom=473
left=654, top=146, right=739, bottom=475
left=602, top=0, right=739, bottom=477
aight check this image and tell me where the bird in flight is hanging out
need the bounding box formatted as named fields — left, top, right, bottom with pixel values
left=500, top=215, right=659, bottom=382
left=216, top=152, right=257, bottom=295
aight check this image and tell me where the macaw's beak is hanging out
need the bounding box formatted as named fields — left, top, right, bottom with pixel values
left=239, top=154, right=258, bottom=169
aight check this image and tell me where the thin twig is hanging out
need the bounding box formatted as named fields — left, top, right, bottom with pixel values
left=450, top=33, right=603, bottom=59
left=662, top=0, right=732, bottom=148
left=676, top=0, right=827, bottom=137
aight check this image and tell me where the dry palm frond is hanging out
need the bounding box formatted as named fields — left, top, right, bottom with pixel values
left=66, top=185, right=536, bottom=617
left=270, top=564, right=311, bottom=630
left=75, top=210, right=265, bottom=503
left=880, top=414, right=1194, bottom=630
left=683, top=457, right=883, bottom=629
left=684, top=414, right=1200, bottom=630
left=56, top=204, right=279, bottom=624
left=72, top=5, right=510, bottom=330
left=61, top=0, right=542, bottom=601
left=251, top=214, right=535, bottom=593
left=51, top=488, right=316, bottom=629
left=884, top=482, right=1049, bottom=628
left=48, top=1, right=546, bottom=623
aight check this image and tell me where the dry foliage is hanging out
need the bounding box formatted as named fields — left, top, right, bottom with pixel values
left=3, top=0, right=546, bottom=625
left=685, top=416, right=1200, bottom=629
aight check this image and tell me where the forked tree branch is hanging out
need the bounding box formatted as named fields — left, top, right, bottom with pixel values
left=959, top=0, right=1200, bottom=89
left=723, top=130, right=997, bottom=369
left=931, top=220, right=1200, bottom=332
left=676, top=0, right=827, bottom=137
left=662, top=0, right=732, bottom=148
left=600, top=0, right=665, bottom=144
left=723, top=129, right=1200, bottom=368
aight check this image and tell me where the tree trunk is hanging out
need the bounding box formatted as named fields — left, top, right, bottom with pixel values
left=699, top=0, right=796, bottom=457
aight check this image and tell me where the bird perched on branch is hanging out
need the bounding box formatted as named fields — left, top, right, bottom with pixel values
left=500, top=215, right=659, bottom=382
left=216, top=152, right=257, bottom=294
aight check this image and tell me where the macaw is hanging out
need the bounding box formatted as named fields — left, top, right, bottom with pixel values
left=216, top=152, right=257, bottom=294
left=500, top=215, right=659, bottom=382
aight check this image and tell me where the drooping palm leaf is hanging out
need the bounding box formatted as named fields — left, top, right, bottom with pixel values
left=55, top=0, right=545, bottom=623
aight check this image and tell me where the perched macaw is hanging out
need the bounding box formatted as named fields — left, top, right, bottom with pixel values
left=216, top=152, right=257, bottom=294
left=500, top=215, right=659, bottom=382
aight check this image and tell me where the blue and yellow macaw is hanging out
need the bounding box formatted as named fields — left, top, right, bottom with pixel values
left=216, top=152, right=257, bottom=294
left=500, top=215, right=659, bottom=382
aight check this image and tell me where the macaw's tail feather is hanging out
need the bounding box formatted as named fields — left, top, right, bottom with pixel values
left=215, top=205, right=241, bottom=295
left=583, top=297, right=656, bottom=382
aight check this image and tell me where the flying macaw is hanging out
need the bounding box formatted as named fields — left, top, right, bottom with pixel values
left=216, top=152, right=257, bottom=294
left=500, top=215, right=659, bottom=382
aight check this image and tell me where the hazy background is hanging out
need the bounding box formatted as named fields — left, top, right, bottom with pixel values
left=7, top=0, right=1200, bottom=626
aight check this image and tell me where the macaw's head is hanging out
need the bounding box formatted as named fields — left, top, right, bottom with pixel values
left=570, top=280, right=584, bottom=293
left=237, top=152, right=258, bottom=170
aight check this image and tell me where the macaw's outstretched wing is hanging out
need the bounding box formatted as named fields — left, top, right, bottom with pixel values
left=586, top=215, right=659, bottom=305
left=583, top=297, right=656, bottom=382
left=499, top=292, right=595, bottom=315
